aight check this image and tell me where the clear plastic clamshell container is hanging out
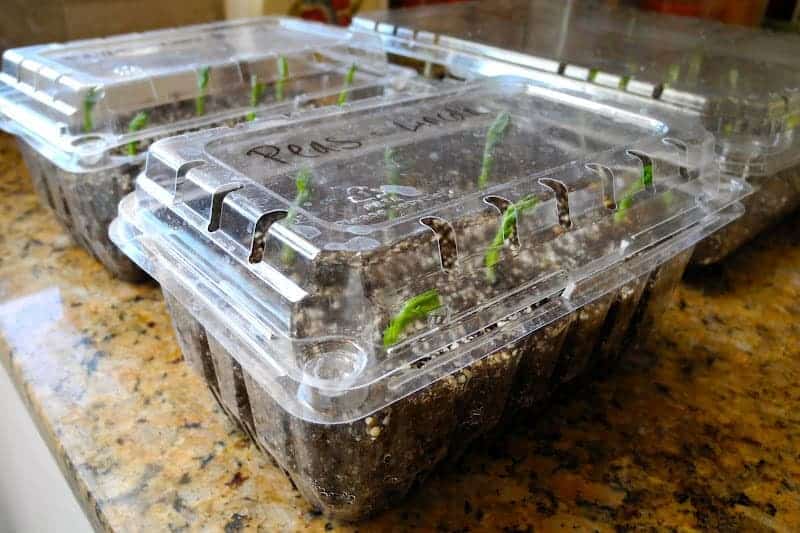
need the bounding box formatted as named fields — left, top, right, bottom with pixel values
left=353, top=0, right=800, bottom=264
left=0, top=17, right=418, bottom=280
left=110, top=77, right=747, bottom=518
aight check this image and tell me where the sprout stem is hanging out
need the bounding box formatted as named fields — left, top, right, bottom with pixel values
left=281, top=167, right=313, bottom=264
left=478, top=111, right=510, bottom=189
left=337, top=64, right=357, bottom=106
left=82, top=87, right=98, bottom=133
left=196, top=66, right=210, bottom=116
left=247, top=73, right=265, bottom=122
left=613, top=160, right=652, bottom=223
left=383, top=289, right=441, bottom=347
left=275, top=56, right=288, bottom=102
left=484, top=195, right=539, bottom=283
left=126, top=112, right=148, bottom=156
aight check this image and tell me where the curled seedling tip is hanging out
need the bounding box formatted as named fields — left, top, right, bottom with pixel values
left=484, top=195, right=538, bottom=283
left=195, top=66, right=210, bottom=116
left=126, top=112, right=149, bottom=156
left=337, top=63, right=357, bottom=106
left=478, top=110, right=511, bottom=189
left=383, top=289, right=442, bottom=347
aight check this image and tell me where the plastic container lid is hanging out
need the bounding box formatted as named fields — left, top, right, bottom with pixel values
left=111, top=76, right=748, bottom=423
left=353, top=0, right=800, bottom=176
left=0, top=17, right=417, bottom=172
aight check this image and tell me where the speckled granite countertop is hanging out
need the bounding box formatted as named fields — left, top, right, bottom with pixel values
left=1, top=132, right=799, bottom=532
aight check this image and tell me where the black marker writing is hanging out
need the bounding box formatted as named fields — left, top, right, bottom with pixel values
left=392, top=104, right=489, bottom=133
left=288, top=143, right=321, bottom=158
left=246, top=137, right=363, bottom=164
left=246, top=145, right=286, bottom=164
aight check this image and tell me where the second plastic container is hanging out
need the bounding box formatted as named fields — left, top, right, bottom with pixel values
left=353, top=0, right=800, bottom=265
left=0, top=17, right=419, bottom=279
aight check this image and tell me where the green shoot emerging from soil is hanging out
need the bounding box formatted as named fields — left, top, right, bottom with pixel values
left=275, top=56, right=288, bottom=102
left=478, top=111, right=510, bottom=189
left=383, top=289, right=442, bottom=348
left=484, top=195, right=539, bottom=283
left=126, top=112, right=148, bottom=156
left=613, top=161, right=653, bottom=223
left=281, top=167, right=313, bottom=264
left=196, top=66, right=210, bottom=116
left=247, top=74, right=266, bottom=122
left=337, top=64, right=357, bottom=106
left=82, top=87, right=99, bottom=133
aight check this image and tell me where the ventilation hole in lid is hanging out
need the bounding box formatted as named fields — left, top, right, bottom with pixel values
left=173, top=160, right=206, bottom=202
left=626, top=150, right=655, bottom=189
left=70, top=134, right=104, bottom=147
left=652, top=83, right=664, bottom=99
left=586, top=163, right=617, bottom=211
left=249, top=210, right=288, bottom=264
left=663, top=137, right=697, bottom=180
left=420, top=216, right=458, bottom=270
left=538, top=178, right=572, bottom=229
left=484, top=195, right=521, bottom=249
left=207, top=183, right=243, bottom=232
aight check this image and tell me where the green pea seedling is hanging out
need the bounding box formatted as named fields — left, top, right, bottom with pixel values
left=478, top=111, right=511, bottom=189
left=126, top=112, right=148, bottom=156
left=337, top=64, right=357, bottom=106
left=484, top=195, right=539, bottom=283
left=195, top=66, right=210, bottom=116
left=281, top=167, right=313, bottom=264
left=247, top=73, right=265, bottom=122
left=82, top=87, right=99, bottom=133
left=383, top=289, right=442, bottom=348
left=613, top=160, right=653, bottom=223
left=275, top=56, right=288, bottom=102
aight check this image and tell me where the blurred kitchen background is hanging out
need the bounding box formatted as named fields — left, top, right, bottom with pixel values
left=3, top=0, right=799, bottom=56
